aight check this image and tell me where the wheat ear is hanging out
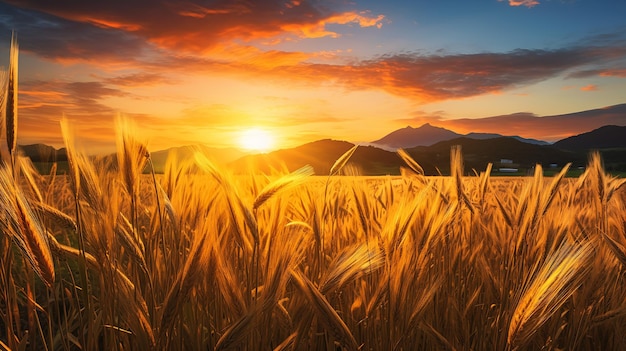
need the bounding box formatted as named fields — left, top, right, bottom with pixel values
left=5, top=31, right=18, bottom=162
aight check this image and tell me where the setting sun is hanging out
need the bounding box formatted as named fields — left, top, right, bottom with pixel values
left=238, top=128, right=275, bottom=152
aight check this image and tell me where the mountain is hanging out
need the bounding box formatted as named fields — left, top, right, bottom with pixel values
left=19, top=124, right=626, bottom=176
left=231, top=139, right=401, bottom=175
left=405, top=137, right=583, bottom=175
left=404, top=103, right=626, bottom=143
left=19, top=144, right=67, bottom=162
left=371, top=123, right=550, bottom=150
left=552, top=125, right=626, bottom=151
left=230, top=136, right=596, bottom=176
left=372, top=123, right=462, bottom=149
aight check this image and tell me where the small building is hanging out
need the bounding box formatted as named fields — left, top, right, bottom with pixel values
left=494, top=158, right=519, bottom=173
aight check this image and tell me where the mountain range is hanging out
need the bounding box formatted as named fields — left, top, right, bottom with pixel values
left=371, top=123, right=548, bottom=149
left=232, top=124, right=626, bottom=175
left=18, top=124, right=626, bottom=176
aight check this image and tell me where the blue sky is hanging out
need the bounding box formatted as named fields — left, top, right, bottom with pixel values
left=0, top=0, right=625, bottom=152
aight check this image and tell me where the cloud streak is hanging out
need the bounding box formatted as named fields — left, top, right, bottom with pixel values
left=501, top=0, right=540, bottom=8
left=16, top=79, right=134, bottom=149
left=267, top=44, right=626, bottom=102
left=568, top=67, right=626, bottom=79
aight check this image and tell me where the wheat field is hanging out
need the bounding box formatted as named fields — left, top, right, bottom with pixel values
left=3, top=36, right=626, bottom=351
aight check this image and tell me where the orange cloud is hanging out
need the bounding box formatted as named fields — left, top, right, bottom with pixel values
left=568, top=67, right=626, bottom=78
left=4, top=0, right=384, bottom=55
left=264, top=47, right=617, bottom=102
left=102, top=73, right=177, bottom=87
left=78, top=17, right=143, bottom=31
left=600, top=69, right=626, bottom=77
left=580, top=84, right=598, bottom=91
left=504, top=0, right=540, bottom=8
left=275, top=11, right=385, bottom=39
left=176, top=3, right=250, bottom=18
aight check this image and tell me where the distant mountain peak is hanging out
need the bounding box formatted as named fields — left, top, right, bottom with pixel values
left=371, top=124, right=461, bottom=149
left=371, top=122, right=551, bottom=149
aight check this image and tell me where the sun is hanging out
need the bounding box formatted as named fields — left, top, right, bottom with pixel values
left=238, top=128, right=275, bottom=152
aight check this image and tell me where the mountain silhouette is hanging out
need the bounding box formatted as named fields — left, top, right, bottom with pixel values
left=552, top=125, right=626, bottom=151
left=371, top=123, right=461, bottom=149
left=405, top=137, right=583, bottom=175
left=19, top=144, right=67, bottom=162
left=231, top=139, right=401, bottom=175
left=371, top=123, right=548, bottom=149
left=19, top=125, right=626, bottom=176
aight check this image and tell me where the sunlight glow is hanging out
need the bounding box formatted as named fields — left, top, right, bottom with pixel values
left=238, top=128, right=275, bottom=152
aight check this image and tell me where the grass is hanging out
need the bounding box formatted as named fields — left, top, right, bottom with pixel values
left=3, top=36, right=626, bottom=351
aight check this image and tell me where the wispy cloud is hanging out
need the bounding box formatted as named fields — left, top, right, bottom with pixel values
left=501, top=0, right=540, bottom=8
left=580, top=84, right=598, bottom=91
left=394, top=110, right=448, bottom=126
left=102, top=73, right=177, bottom=87
left=17, top=79, right=132, bottom=147
left=568, top=67, right=626, bottom=78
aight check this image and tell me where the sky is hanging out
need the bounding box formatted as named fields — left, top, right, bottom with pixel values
left=1, top=0, right=626, bottom=153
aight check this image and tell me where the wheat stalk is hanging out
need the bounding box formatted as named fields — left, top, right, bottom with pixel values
left=158, top=229, right=213, bottom=346
left=290, top=268, right=359, bottom=350
left=0, top=166, right=55, bottom=286
left=5, top=31, right=18, bottom=163
left=33, top=201, right=77, bottom=232
left=320, top=243, right=383, bottom=294
left=330, top=144, right=358, bottom=176
left=253, top=165, right=313, bottom=210
left=508, top=241, right=594, bottom=348
left=397, top=148, right=424, bottom=175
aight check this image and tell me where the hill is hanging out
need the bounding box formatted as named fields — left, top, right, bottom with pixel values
left=464, top=132, right=549, bottom=145
left=19, top=144, right=67, bottom=162
left=230, top=137, right=593, bottom=176
left=552, top=125, right=626, bottom=172
left=231, top=139, right=401, bottom=175
left=405, top=137, right=583, bottom=175
left=552, top=125, right=626, bottom=151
